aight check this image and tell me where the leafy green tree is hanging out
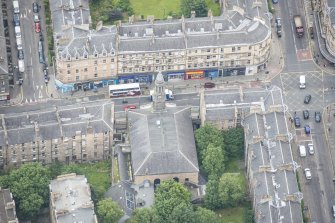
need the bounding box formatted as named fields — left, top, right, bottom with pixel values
left=115, top=0, right=134, bottom=15
left=97, top=198, right=124, bottom=223
left=203, top=143, right=225, bottom=177
left=194, top=207, right=219, bottom=223
left=181, top=0, right=208, bottom=18
left=204, top=178, right=222, bottom=210
left=218, top=173, right=245, bottom=207
left=169, top=202, right=195, bottom=223
left=195, top=124, right=224, bottom=163
left=131, top=207, right=159, bottom=223
left=222, top=127, right=245, bottom=159
left=154, top=180, right=191, bottom=222
left=0, top=163, right=51, bottom=219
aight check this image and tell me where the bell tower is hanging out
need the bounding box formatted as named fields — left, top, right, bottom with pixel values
left=152, top=71, right=166, bottom=111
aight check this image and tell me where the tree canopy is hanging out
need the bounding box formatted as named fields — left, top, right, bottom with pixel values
left=218, top=173, right=245, bottom=207
left=97, top=198, right=124, bottom=223
left=0, top=163, right=51, bottom=219
left=203, top=143, right=225, bottom=177
left=222, top=127, right=245, bottom=159
left=204, top=178, right=223, bottom=210
left=131, top=207, right=159, bottom=223
left=180, top=0, right=208, bottom=17
left=154, top=180, right=191, bottom=222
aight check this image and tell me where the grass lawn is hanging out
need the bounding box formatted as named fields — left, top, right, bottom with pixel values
left=113, top=157, right=120, bottom=184
left=216, top=207, right=246, bottom=223
left=130, top=0, right=181, bottom=19
left=77, top=161, right=111, bottom=197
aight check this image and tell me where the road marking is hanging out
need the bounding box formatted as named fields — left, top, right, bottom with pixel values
left=38, top=90, right=43, bottom=99
left=29, top=99, right=33, bottom=103
left=25, top=99, right=28, bottom=103
left=29, top=46, right=31, bottom=54
left=40, top=85, right=43, bottom=90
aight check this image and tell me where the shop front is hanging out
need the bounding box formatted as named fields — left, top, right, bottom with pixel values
left=55, top=79, right=74, bottom=93
left=118, top=74, right=153, bottom=84
left=185, top=70, right=204, bottom=80
left=222, top=67, right=246, bottom=77
left=204, top=69, right=219, bottom=79
left=165, top=72, right=185, bottom=81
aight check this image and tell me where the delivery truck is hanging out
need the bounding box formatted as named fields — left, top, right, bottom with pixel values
left=294, top=15, right=304, bottom=37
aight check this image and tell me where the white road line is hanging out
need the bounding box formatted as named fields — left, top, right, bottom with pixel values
left=29, top=99, right=33, bottom=103
left=25, top=99, right=28, bottom=103
left=36, top=86, right=39, bottom=90
left=38, top=90, right=43, bottom=99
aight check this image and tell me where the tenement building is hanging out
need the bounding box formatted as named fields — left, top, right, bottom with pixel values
left=49, top=0, right=271, bottom=92
left=0, top=101, right=114, bottom=168
left=316, top=0, right=335, bottom=62
left=0, top=187, right=19, bottom=222
left=50, top=173, right=98, bottom=223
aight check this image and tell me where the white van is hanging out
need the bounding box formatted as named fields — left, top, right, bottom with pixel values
left=13, top=0, right=19, bottom=14
left=299, top=145, right=307, bottom=157
left=16, top=36, right=22, bottom=50
left=299, top=75, right=306, bottom=89
left=15, top=26, right=21, bottom=38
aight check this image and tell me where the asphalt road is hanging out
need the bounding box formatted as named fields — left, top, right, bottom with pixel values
left=18, top=0, right=48, bottom=103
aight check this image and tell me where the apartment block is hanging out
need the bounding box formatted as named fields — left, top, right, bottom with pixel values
left=0, top=188, right=19, bottom=223
left=50, top=173, right=97, bottom=223
left=0, top=101, right=114, bottom=168
left=49, top=0, right=272, bottom=92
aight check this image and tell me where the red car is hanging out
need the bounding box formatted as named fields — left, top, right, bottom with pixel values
left=124, top=105, right=136, bottom=110
left=35, top=22, right=41, bottom=33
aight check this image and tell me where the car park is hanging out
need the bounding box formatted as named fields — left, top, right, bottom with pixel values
left=124, top=105, right=136, bottom=110
left=32, top=2, right=39, bottom=13
left=315, top=111, right=321, bottom=123
left=294, top=116, right=301, bottom=127
left=308, top=143, right=314, bottom=155
left=35, top=22, right=41, bottom=33
left=303, top=110, right=309, bottom=119
left=18, top=50, right=24, bottom=60
left=304, top=168, right=312, bottom=180
left=304, top=94, right=311, bottom=104
left=204, top=82, right=215, bottom=88
left=304, top=125, right=311, bottom=134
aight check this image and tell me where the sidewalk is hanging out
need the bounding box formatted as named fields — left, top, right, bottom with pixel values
left=324, top=104, right=335, bottom=176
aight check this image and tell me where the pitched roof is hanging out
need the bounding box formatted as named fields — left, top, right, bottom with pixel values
left=128, top=107, right=199, bottom=176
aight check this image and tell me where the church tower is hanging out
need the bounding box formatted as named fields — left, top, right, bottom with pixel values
left=152, top=71, right=166, bottom=111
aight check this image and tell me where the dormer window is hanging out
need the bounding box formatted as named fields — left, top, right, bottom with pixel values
left=94, top=53, right=98, bottom=57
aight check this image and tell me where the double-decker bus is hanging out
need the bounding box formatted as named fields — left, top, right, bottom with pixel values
left=109, top=83, right=141, bottom=98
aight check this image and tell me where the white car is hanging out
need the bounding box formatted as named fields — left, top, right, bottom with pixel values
left=304, top=168, right=312, bottom=180
left=308, top=143, right=314, bottom=155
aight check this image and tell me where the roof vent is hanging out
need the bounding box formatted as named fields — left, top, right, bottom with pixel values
left=156, top=120, right=161, bottom=126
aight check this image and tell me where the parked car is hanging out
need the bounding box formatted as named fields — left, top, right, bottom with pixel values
left=32, top=2, right=39, bottom=13
left=35, top=22, right=41, bottom=33
left=276, top=18, right=282, bottom=37
left=304, top=94, right=312, bottom=104
left=13, top=13, right=20, bottom=26
left=44, top=76, right=49, bottom=84
left=315, top=111, right=321, bottom=123
left=18, top=50, right=24, bottom=60
left=304, top=168, right=312, bottom=180
left=303, top=110, right=309, bottom=119
left=43, top=68, right=48, bottom=77
left=294, top=116, right=301, bottom=127
left=272, top=0, right=278, bottom=3
left=204, top=82, right=215, bottom=88
left=33, top=14, right=40, bottom=23
left=124, top=105, right=136, bottom=110
left=308, top=143, right=314, bottom=155
left=304, top=125, right=311, bottom=134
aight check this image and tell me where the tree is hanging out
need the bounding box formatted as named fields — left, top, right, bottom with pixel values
left=203, top=143, right=225, bottom=177
left=109, top=9, right=123, bottom=22
left=218, top=173, right=245, bottom=207
left=154, top=180, right=191, bottom=222
left=204, top=178, right=223, bottom=210
left=168, top=202, right=195, bottom=223
left=116, top=0, right=134, bottom=16
left=193, top=207, right=219, bottom=223
left=0, top=163, right=51, bottom=219
left=195, top=124, right=224, bottom=163
left=97, top=199, right=124, bottom=223
left=222, top=127, right=245, bottom=159
left=181, top=0, right=208, bottom=18
left=131, top=207, right=159, bottom=223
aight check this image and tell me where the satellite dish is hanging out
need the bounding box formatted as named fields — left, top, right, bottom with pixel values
left=96, top=21, right=103, bottom=31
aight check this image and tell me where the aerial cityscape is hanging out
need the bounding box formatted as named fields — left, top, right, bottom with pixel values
left=0, top=0, right=334, bottom=222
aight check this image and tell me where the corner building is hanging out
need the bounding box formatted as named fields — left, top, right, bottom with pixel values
left=49, top=0, right=271, bottom=92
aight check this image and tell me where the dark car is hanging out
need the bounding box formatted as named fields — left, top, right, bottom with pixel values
left=43, top=68, right=48, bottom=77
left=294, top=116, right=301, bottom=127
left=303, top=110, right=309, bottom=119
left=13, top=14, right=20, bottom=26
left=18, top=50, right=24, bottom=60
left=304, top=125, right=311, bottom=134
left=309, top=27, right=314, bottom=39
left=315, top=111, right=321, bottom=123
left=272, top=0, right=278, bottom=3
left=304, top=94, right=312, bottom=104
left=32, top=2, right=39, bottom=13
left=204, top=82, right=215, bottom=88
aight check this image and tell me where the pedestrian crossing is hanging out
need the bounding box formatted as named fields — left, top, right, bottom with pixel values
left=23, top=98, right=48, bottom=104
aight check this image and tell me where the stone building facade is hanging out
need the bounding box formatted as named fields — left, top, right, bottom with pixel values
left=319, top=0, right=335, bottom=60
left=0, top=101, right=114, bottom=168
left=49, top=0, right=272, bottom=92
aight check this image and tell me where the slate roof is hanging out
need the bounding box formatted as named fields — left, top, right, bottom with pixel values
left=2, top=101, right=114, bottom=145
left=202, top=86, right=303, bottom=223
left=49, top=0, right=271, bottom=57
left=128, top=107, right=199, bottom=176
